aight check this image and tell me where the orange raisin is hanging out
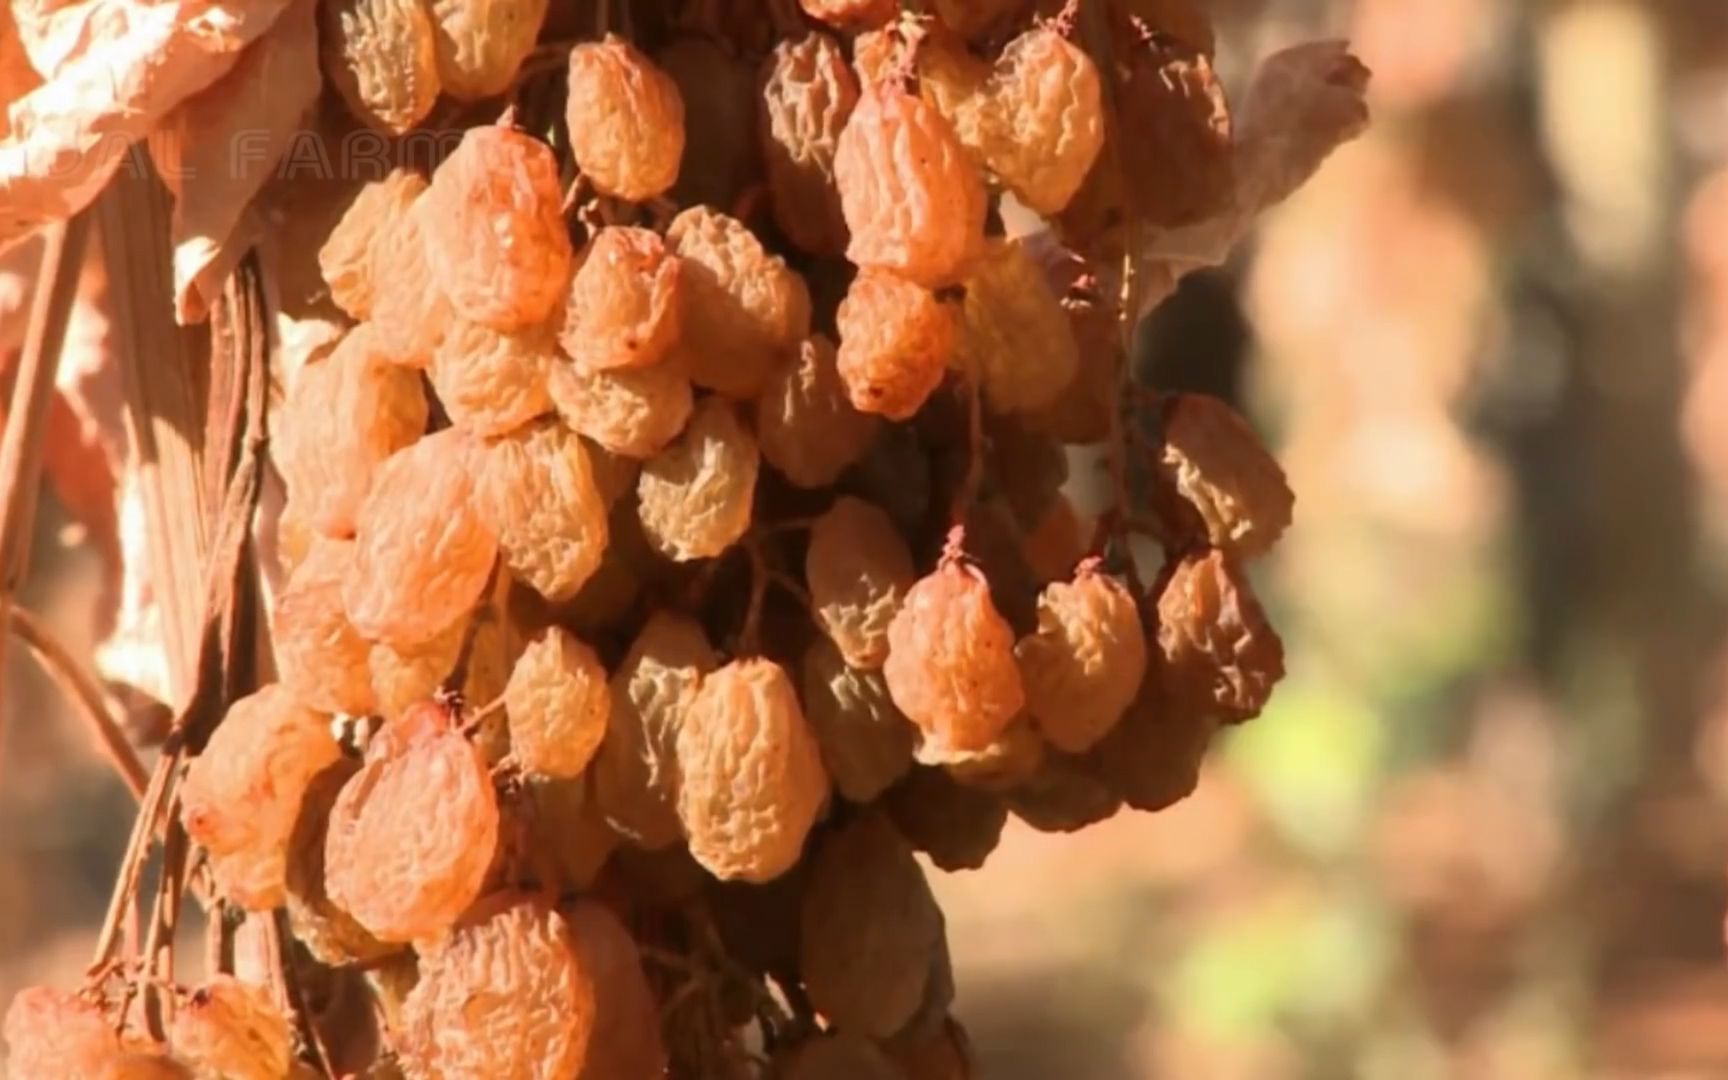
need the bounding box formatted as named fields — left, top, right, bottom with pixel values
left=636, top=396, right=759, bottom=562
left=594, top=611, right=716, bottom=850
left=324, top=703, right=500, bottom=941
left=428, top=317, right=555, bottom=437
left=835, top=269, right=955, bottom=421
left=835, top=85, right=985, bottom=288
left=664, top=206, right=811, bottom=399
left=343, top=428, right=498, bottom=648
left=560, top=226, right=684, bottom=373
left=419, top=122, right=573, bottom=330
left=882, top=537, right=1025, bottom=754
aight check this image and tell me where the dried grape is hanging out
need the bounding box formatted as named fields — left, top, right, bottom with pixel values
left=476, top=419, right=609, bottom=602
left=595, top=611, right=716, bottom=849
left=179, top=685, right=340, bottom=910
left=547, top=358, right=694, bottom=461
left=2, top=986, right=123, bottom=1079
left=319, top=168, right=426, bottom=319
left=325, top=703, right=500, bottom=941
left=523, top=777, right=618, bottom=891
left=807, top=496, right=915, bottom=669
left=1088, top=676, right=1215, bottom=813
left=758, top=33, right=858, bottom=257
left=343, top=428, right=499, bottom=647
left=429, top=0, right=548, bottom=101
left=321, top=0, right=441, bottom=134
left=800, top=814, right=942, bottom=1038
left=975, top=26, right=1104, bottom=215
left=565, top=35, right=686, bottom=201
left=169, top=976, right=293, bottom=1080
left=674, top=658, right=829, bottom=882
left=273, top=535, right=376, bottom=716
left=658, top=34, right=760, bottom=212
left=883, top=767, right=1005, bottom=872
left=1004, top=750, right=1121, bottom=833
left=954, top=238, right=1078, bottom=415
left=923, top=715, right=1044, bottom=792
left=1154, top=393, right=1294, bottom=558
left=428, top=317, right=555, bottom=437
left=560, top=226, right=684, bottom=373
left=369, top=199, right=453, bottom=366
left=798, top=0, right=895, bottom=29
left=1157, top=549, right=1285, bottom=723
left=275, top=324, right=429, bottom=539
left=286, top=760, right=398, bottom=967
left=882, top=537, right=1025, bottom=754
left=419, top=123, right=573, bottom=330
left=835, top=85, right=985, bottom=288
left=636, top=397, right=759, bottom=561
left=369, top=613, right=467, bottom=721
left=835, top=269, right=955, bottom=421
left=1016, top=561, right=1147, bottom=754
left=568, top=901, right=669, bottom=1080
left=757, top=334, right=879, bottom=489
left=399, top=893, right=594, bottom=1079
left=664, top=206, right=811, bottom=399
left=503, top=627, right=610, bottom=779
left=801, top=636, right=916, bottom=803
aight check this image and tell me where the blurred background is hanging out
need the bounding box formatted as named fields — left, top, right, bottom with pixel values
left=8, top=0, right=1728, bottom=1076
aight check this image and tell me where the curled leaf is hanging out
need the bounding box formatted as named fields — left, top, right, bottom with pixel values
left=1233, top=40, right=1372, bottom=213
left=157, top=0, right=322, bottom=323
left=0, top=0, right=290, bottom=253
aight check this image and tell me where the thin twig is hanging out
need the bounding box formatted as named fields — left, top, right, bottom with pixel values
left=8, top=606, right=147, bottom=798
left=0, top=214, right=92, bottom=772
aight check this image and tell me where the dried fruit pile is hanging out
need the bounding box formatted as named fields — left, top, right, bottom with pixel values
left=4, top=1, right=1367, bottom=1076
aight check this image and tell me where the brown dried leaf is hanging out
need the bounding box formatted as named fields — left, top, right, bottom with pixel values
left=158, top=0, right=322, bottom=323
left=1234, top=40, right=1371, bottom=213
left=0, top=0, right=290, bottom=251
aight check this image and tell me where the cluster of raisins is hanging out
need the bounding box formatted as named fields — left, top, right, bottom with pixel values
left=6, top=0, right=1359, bottom=1076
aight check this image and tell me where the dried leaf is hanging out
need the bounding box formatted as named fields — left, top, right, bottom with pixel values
left=156, top=0, right=322, bottom=323
left=0, top=0, right=290, bottom=252
left=1233, top=40, right=1371, bottom=213
left=1130, top=40, right=1370, bottom=320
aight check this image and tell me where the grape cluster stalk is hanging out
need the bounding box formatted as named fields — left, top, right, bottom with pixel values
left=3, top=0, right=1369, bottom=1076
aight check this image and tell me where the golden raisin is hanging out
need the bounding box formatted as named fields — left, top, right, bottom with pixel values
left=565, top=35, right=687, bottom=202
left=664, top=206, right=811, bottom=399
left=476, top=419, right=609, bottom=602
left=343, top=428, right=498, bottom=648
left=756, top=334, right=879, bottom=489
left=807, top=496, right=915, bottom=669
left=674, top=658, right=829, bottom=882
left=503, top=627, right=610, bottom=779
left=1156, top=549, right=1285, bottom=723
left=595, top=611, right=716, bottom=850
left=636, top=397, right=759, bottom=562
left=758, top=33, right=858, bottom=257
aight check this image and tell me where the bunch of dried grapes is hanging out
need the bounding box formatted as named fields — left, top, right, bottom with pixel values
left=7, top=1, right=1365, bottom=1075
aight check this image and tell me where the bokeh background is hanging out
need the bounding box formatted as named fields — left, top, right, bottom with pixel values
left=8, top=0, right=1728, bottom=1076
